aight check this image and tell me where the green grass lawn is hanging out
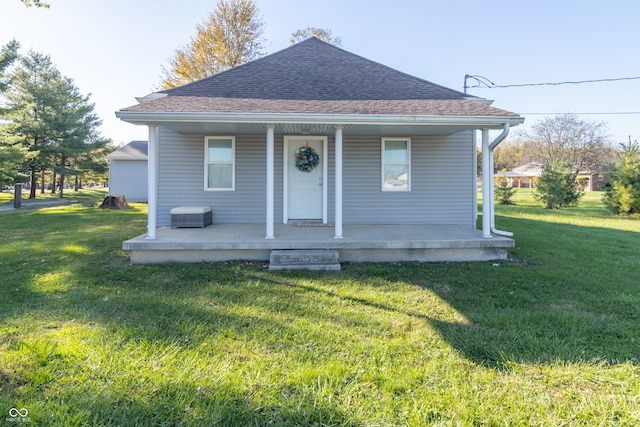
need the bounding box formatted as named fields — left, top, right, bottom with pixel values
left=0, top=190, right=638, bottom=426
left=0, top=187, right=109, bottom=205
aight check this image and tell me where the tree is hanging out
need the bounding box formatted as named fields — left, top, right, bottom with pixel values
left=493, top=138, right=525, bottom=172
left=519, top=114, right=614, bottom=174
left=290, top=27, right=342, bottom=46
left=48, top=77, right=110, bottom=197
left=20, top=0, right=50, bottom=8
left=3, top=51, right=62, bottom=198
left=3, top=51, right=108, bottom=198
left=0, top=40, right=27, bottom=188
left=160, top=0, right=265, bottom=89
left=494, top=176, right=517, bottom=205
left=603, top=138, right=640, bottom=216
left=0, top=40, right=20, bottom=96
left=533, top=160, right=583, bottom=209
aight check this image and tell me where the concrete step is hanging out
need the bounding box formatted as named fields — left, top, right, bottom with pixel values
left=269, top=249, right=341, bottom=271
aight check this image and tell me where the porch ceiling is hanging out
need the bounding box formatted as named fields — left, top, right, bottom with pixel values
left=125, top=120, right=511, bottom=136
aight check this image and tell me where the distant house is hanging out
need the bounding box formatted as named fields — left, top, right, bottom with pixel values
left=500, top=162, right=543, bottom=189
left=115, top=37, right=524, bottom=264
left=501, top=161, right=610, bottom=191
left=105, top=140, right=148, bottom=202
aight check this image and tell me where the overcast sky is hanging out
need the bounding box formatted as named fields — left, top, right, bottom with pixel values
left=1, top=0, right=638, bottom=145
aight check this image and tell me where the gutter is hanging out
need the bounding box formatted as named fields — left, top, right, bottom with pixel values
left=115, top=110, right=524, bottom=128
left=488, top=123, right=513, bottom=237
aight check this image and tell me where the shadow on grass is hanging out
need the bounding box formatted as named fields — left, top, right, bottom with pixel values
left=403, top=216, right=639, bottom=368
left=1, top=203, right=639, bottom=426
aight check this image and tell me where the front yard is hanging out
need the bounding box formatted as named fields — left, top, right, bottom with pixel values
left=0, top=190, right=638, bottom=426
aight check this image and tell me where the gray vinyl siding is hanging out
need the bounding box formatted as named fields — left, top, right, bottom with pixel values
left=342, top=131, right=473, bottom=225
left=156, top=127, right=473, bottom=227
left=157, top=128, right=271, bottom=226
left=108, top=160, right=148, bottom=202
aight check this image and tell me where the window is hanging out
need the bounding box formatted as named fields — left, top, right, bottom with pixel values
left=205, top=136, right=235, bottom=191
left=382, top=138, right=410, bottom=191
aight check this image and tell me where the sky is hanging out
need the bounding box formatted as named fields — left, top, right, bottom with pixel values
left=1, top=0, right=639, bottom=146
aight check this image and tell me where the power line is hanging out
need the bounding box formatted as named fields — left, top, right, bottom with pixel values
left=521, top=111, right=640, bottom=115
left=463, top=74, right=640, bottom=93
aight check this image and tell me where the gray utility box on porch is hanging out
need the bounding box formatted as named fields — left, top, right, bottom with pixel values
left=170, top=206, right=212, bottom=228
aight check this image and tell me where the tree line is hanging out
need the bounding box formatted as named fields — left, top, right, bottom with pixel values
left=0, top=41, right=112, bottom=198
left=486, top=114, right=639, bottom=214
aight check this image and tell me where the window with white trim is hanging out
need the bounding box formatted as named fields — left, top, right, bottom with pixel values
left=205, top=136, right=235, bottom=191
left=382, top=138, right=410, bottom=191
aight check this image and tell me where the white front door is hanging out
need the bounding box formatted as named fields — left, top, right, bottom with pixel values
left=285, top=137, right=326, bottom=221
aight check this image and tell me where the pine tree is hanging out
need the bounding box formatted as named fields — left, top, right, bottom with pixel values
left=3, top=51, right=110, bottom=197
left=0, top=40, right=27, bottom=188
left=494, top=176, right=517, bottom=205
left=2, top=51, right=62, bottom=198
left=534, top=161, right=583, bottom=209
left=603, top=139, right=640, bottom=216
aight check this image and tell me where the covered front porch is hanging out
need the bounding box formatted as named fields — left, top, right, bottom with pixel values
left=123, top=223, right=514, bottom=264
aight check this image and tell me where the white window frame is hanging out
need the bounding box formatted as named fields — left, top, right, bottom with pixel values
left=204, top=136, right=235, bottom=191
left=381, top=137, right=411, bottom=192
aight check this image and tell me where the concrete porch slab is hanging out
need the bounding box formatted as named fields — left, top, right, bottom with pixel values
left=123, top=224, right=514, bottom=264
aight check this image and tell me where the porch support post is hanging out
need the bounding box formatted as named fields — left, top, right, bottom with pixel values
left=334, top=126, right=343, bottom=239
left=265, top=125, right=275, bottom=239
left=481, top=128, right=492, bottom=238
left=146, top=125, right=159, bottom=240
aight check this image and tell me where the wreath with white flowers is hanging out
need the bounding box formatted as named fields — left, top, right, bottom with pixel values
left=295, top=144, right=320, bottom=172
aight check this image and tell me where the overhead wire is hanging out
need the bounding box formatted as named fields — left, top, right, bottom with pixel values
left=464, top=74, right=640, bottom=90
left=463, top=74, right=640, bottom=115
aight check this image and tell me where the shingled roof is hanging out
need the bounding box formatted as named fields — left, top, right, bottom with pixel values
left=120, top=38, right=520, bottom=118
left=105, top=140, right=148, bottom=161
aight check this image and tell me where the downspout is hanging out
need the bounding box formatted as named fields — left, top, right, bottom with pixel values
left=488, top=123, right=512, bottom=237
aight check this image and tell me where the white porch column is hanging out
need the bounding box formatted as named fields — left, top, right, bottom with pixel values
left=334, top=126, right=343, bottom=239
left=265, top=125, right=275, bottom=239
left=146, top=125, right=159, bottom=240
left=481, top=129, right=492, bottom=238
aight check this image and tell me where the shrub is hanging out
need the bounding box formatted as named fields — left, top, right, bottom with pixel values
left=494, top=177, right=517, bottom=205
left=603, top=140, right=640, bottom=216
left=534, top=161, right=583, bottom=209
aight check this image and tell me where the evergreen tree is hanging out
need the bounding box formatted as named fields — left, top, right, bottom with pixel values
left=0, top=40, right=27, bottom=188
left=3, top=51, right=63, bottom=198
left=603, top=139, right=640, bottom=216
left=534, top=161, right=583, bottom=209
left=160, top=0, right=265, bottom=89
left=3, top=51, right=109, bottom=197
left=48, top=76, right=110, bottom=197
left=494, top=176, right=517, bottom=205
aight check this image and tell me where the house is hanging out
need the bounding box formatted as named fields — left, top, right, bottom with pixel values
left=115, top=37, right=524, bottom=265
left=500, top=162, right=543, bottom=189
left=105, top=140, right=148, bottom=202
left=501, top=162, right=611, bottom=191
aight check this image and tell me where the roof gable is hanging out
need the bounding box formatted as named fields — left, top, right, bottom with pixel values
left=162, top=37, right=470, bottom=102
left=106, top=140, right=148, bottom=161
left=119, top=37, right=522, bottom=122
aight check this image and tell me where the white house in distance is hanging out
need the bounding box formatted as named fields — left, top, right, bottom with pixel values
left=105, top=140, right=148, bottom=202
left=115, top=38, right=524, bottom=265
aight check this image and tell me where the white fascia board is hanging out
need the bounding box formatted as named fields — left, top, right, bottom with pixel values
left=115, top=111, right=525, bottom=128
